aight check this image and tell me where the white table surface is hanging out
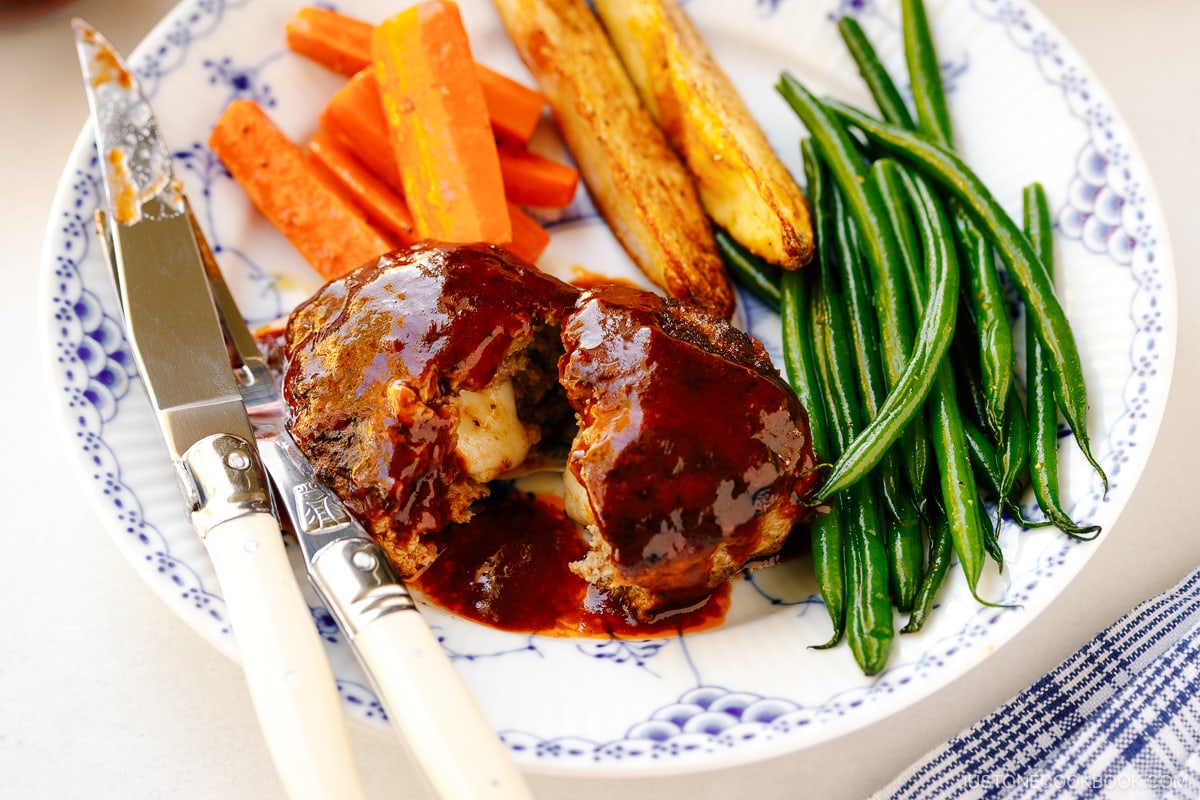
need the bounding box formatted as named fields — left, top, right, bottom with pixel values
left=3, top=0, right=1197, bottom=797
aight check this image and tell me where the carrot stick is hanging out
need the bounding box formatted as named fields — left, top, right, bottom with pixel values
left=476, top=63, right=545, bottom=146
left=209, top=98, right=394, bottom=280
left=307, top=130, right=418, bottom=246
left=504, top=203, right=551, bottom=263
left=497, top=145, right=579, bottom=208
left=285, top=6, right=373, bottom=77
left=321, top=68, right=578, bottom=209
left=314, top=66, right=552, bottom=260
left=287, top=5, right=546, bottom=145
left=313, top=109, right=548, bottom=260
left=318, top=69, right=404, bottom=191
left=373, top=1, right=511, bottom=245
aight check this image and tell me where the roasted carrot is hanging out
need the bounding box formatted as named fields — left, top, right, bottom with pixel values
left=314, top=108, right=552, bottom=260
left=307, top=130, right=418, bottom=246
left=318, top=69, right=404, bottom=191
left=497, top=145, right=579, bottom=208
left=209, top=98, right=394, bottom=280
left=287, top=5, right=546, bottom=145
left=373, top=1, right=511, bottom=245
left=321, top=68, right=578, bottom=209
left=285, top=6, right=373, bottom=78
left=504, top=203, right=551, bottom=262
left=475, top=63, right=546, bottom=146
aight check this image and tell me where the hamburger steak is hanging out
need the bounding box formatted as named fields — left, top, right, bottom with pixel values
left=559, top=284, right=821, bottom=618
left=282, top=242, right=580, bottom=576
left=281, top=242, right=820, bottom=622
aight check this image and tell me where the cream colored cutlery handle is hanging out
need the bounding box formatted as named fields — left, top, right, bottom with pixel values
left=205, top=513, right=366, bottom=800
left=355, top=609, right=533, bottom=799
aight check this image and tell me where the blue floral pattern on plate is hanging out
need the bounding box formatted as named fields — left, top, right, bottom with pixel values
left=40, top=0, right=1176, bottom=775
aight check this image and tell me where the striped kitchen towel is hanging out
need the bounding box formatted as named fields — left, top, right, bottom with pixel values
left=875, top=567, right=1200, bottom=799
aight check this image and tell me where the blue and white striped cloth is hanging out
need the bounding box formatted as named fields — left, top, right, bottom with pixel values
left=876, top=567, right=1200, bottom=799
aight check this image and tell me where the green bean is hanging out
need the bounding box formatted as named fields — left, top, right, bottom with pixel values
left=949, top=311, right=1030, bottom=521
left=810, top=256, right=893, bottom=674
left=977, top=482, right=1003, bottom=568
left=872, top=162, right=923, bottom=292
left=861, top=159, right=944, bottom=604
left=843, top=163, right=929, bottom=496
left=887, top=501, right=923, bottom=613
left=904, top=0, right=1018, bottom=435
left=810, top=266, right=862, bottom=448
left=927, top=368, right=988, bottom=589
left=946, top=311, right=1033, bottom=517
left=837, top=16, right=916, bottom=130
left=962, top=416, right=1003, bottom=500
left=777, top=138, right=846, bottom=647
left=776, top=76, right=953, bottom=500
left=830, top=186, right=909, bottom=521
left=1023, top=183, right=1101, bottom=539
left=803, top=147, right=864, bottom=453
left=802, top=137, right=838, bottom=285
left=889, top=163, right=989, bottom=596
left=811, top=136, right=912, bottom=525
left=900, top=0, right=953, bottom=147
left=955, top=215, right=1014, bottom=436
left=963, top=380, right=1047, bottom=529
left=901, top=0, right=1017, bottom=435
left=782, top=274, right=846, bottom=646
left=902, top=506, right=951, bottom=634
left=873, top=167, right=995, bottom=486
left=998, top=385, right=1031, bottom=507
left=829, top=187, right=888, bottom=435
left=782, top=269, right=846, bottom=648
left=774, top=78, right=924, bottom=435
left=872, top=155, right=993, bottom=588
left=841, top=484, right=894, bottom=675
left=806, top=137, right=916, bottom=639
left=809, top=504, right=849, bottom=649
left=846, top=8, right=1015, bottom=436
left=826, top=100, right=1108, bottom=493
left=949, top=315, right=992, bottom=430
left=969, top=384, right=1049, bottom=529
left=715, top=228, right=782, bottom=312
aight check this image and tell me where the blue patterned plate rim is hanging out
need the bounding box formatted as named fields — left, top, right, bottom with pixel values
left=39, top=0, right=1178, bottom=777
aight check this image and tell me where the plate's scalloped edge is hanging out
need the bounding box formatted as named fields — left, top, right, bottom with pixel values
left=39, top=0, right=1180, bottom=773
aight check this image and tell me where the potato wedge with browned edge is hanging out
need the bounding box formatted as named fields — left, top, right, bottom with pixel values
left=595, top=0, right=815, bottom=270
left=492, top=0, right=735, bottom=319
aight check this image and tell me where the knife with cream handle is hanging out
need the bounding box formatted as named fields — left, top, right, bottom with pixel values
left=74, top=18, right=365, bottom=800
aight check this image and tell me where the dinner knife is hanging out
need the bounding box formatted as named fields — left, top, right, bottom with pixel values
left=73, top=19, right=367, bottom=800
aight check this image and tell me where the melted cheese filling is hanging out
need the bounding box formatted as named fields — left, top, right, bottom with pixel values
left=561, top=466, right=596, bottom=530
left=455, top=380, right=536, bottom=483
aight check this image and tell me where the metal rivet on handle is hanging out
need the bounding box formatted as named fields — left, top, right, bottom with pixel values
left=226, top=449, right=251, bottom=470
left=351, top=549, right=378, bottom=572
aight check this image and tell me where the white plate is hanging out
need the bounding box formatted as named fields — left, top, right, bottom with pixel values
left=41, top=0, right=1176, bottom=777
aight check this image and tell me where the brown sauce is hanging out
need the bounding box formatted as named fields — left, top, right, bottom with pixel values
left=567, top=265, right=643, bottom=291
left=412, top=485, right=731, bottom=638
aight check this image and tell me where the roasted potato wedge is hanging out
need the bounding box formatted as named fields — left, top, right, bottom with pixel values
left=492, top=0, right=734, bottom=318
left=595, top=0, right=815, bottom=270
